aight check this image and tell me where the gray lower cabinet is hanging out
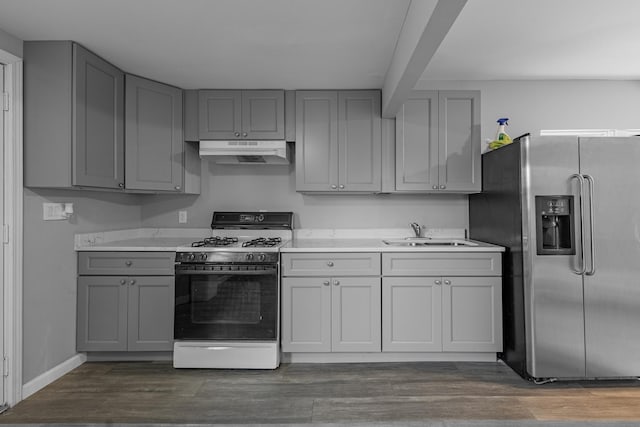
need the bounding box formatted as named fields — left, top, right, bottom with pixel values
left=125, top=75, right=199, bottom=193
left=394, top=90, right=481, bottom=193
left=381, top=252, right=502, bottom=353
left=77, top=252, right=174, bottom=352
left=24, top=41, right=125, bottom=189
left=281, top=252, right=382, bottom=352
left=198, top=90, right=285, bottom=140
left=295, top=90, right=381, bottom=192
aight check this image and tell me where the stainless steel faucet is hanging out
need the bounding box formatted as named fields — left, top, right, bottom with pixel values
left=409, top=222, right=421, bottom=238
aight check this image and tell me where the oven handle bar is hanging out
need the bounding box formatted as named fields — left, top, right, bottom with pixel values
left=175, top=268, right=278, bottom=276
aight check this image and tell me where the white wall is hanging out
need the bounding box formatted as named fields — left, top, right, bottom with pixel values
left=0, top=27, right=22, bottom=57
left=23, top=189, right=142, bottom=383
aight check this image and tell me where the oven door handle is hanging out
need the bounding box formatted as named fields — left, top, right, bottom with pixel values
left=175, top=268, right=277, bottom=276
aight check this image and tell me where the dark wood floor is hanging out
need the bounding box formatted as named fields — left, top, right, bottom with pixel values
left=2, top=361, right=640, bottom=424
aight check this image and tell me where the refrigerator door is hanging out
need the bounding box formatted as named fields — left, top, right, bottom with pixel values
left=579, top=137, right=640, bottom=378
left=524, top=136, right=586, bottom=378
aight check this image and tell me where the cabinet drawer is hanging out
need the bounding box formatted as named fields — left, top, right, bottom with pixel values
left=282, top=253, right=380, bottom=276
left=382, top=252, right=501, bottom=277
left=78, top=252, right=174, bottom=276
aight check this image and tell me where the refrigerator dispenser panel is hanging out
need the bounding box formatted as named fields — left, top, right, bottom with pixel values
left=535, top=196, right=575, bottom=255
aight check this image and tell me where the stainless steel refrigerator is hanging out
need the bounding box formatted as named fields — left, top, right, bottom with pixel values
left=469, top=134, right=640, bottom=381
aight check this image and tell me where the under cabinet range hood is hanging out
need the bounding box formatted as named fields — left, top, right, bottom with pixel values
left=199, top=140, right=290, bottom=165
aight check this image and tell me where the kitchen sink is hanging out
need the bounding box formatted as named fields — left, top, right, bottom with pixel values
left=382, top=238, right=478, bottom=247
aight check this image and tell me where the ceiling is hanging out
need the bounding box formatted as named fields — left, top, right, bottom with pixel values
left=0, top=0, right=639, bottom=91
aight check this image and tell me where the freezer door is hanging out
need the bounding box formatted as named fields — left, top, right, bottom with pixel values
left=524, top=136, right=586, bottom=378
left=579, top=137, right=640, bottom=378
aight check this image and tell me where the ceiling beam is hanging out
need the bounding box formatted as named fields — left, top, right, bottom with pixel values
left=381, top=0, right=467, bottom=118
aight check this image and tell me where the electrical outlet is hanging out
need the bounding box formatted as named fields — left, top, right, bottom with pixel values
left=43, top=203, right=66, bottom=220
left=178, top=210, right=187, bottom=224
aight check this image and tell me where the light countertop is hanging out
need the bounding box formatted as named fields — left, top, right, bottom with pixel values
left=280, top=238, right=504, bottom=253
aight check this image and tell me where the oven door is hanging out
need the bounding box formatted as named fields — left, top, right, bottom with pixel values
left=174, top=264, right=278, bottom=341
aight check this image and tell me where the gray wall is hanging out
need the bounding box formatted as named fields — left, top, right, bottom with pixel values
left=0, top=27, right=22, bottom=57
left=141, top=79, right=640, bottom=231
left=140, top=162, right=468, bottom=230
left=414, top=79, right=640, bottom=144
left=23, top=189, right=142, bottom=383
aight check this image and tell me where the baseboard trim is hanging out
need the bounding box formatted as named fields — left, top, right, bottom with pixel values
left=22, top=353, right=87, bottom=399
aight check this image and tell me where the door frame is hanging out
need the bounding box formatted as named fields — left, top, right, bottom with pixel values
left=1, top=48, right=24, bottom=407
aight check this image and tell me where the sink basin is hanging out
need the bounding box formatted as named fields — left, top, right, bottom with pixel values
left=382, top=238, right=477, bottom=247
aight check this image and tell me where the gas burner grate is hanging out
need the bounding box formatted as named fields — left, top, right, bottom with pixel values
left=191, top=236, right=239, bottom=247
left=242, top=237, right=283, bottom=248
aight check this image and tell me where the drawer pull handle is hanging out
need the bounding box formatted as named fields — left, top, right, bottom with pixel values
left=129, top=279, right=136, bottom=286
left=125, top=261, right=133, bottom=267
left=327, top=261, right=334, bottom=267
left=333, top=280, right=340, bottom=286
left=323, top=280, right=330, bottom=286
left=434, top=280, right=442, bottom=285
left=120, top=279, right=126, bottom=285
left=444, top=280, right=451, bottom=285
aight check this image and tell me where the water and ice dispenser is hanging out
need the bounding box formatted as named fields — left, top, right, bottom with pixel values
left=535, top=196, right=575, bottom=255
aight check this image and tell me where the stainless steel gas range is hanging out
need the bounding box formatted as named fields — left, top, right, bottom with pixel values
left=173, top=211, right=293, bottom=369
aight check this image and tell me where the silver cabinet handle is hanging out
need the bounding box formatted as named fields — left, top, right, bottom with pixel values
left=339, top=184, right=345, bottom=189
left=118, top=183, right=125, bottom=188
left=333, top=280, right=340, bottom=286
left=120, top=279, right=126, bottom=285
left=125, top=261, right=132, bottom=267
left=327, top=261, right=334, bottom=267
left=439, top=185, right=446, bottom=190
left=129, top=279, right=136, bottom=286
left=434, top=280, right=442, bottom=285
left=242, top=132, right=248, bottom=137
left=444, top=280, right=451, bottom=285
left=432, top=185, right=438, bottom=190
left=331, top=185, right=337, bottom=189
left=174, top=185, right=181, bottom=191
left=234, top=132, right=240, bottom=137
left=570, top=174, right=587, bottom=275
left=323, top=280, right=330, bottom=286
left=584, top=174, right=596, bottom=276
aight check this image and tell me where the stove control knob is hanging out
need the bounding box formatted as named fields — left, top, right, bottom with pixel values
left=246, top=253, right=254, bottom=261
left=257, top=214, right=264, bottom=222
left=200, top=253, right=208, bottom=261
left=258, top=254, right=266, bottom=262
left=188, top=253, right=196, bottom=261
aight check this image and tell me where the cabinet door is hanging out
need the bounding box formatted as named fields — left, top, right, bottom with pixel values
left=198, top=90, right=242, bottom=139
left=125, top=75, right=184, bottom=191
left=442, top=276, right=502, bottom=352
left=295, top=91, right=339, bottom=191
left=242, top=90, right=285, bottom=139
left=73, top=44, right=125, bottom=189
left=331, top=277, right=381, bottom=352
left=281, top=277, right=331, bottom=352
left=77, top=276, right=128, bottom=351
left=338, top=91, right=381, bottom=192
left=382, top=277, right=442, bottom=352
left=127, top=276, right=175, bottom=351
left=395, top=91, right=438, bottom=191
left=438, top=90, right=481, bottom=192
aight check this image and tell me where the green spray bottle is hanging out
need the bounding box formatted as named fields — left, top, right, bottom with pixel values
left=488, top=118, right=511, bottom=150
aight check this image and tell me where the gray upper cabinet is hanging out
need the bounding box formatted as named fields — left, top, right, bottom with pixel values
left=296, top=90, right=381, bottom=193
left=395, top=90, right=480, bottom=193
left=198, top=90, right=285, bottom=140
left=25, top=41, right=125, bottom=189
left=125, top=74, right=185, bottom=192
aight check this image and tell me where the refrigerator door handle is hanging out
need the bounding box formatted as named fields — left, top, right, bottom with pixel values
left=570, top=173, right=587, bottom=275
left=583, top=174, right=596, bottom=276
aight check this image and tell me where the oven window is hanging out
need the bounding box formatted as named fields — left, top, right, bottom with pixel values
left=175, top=269, right=278, bottom=340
